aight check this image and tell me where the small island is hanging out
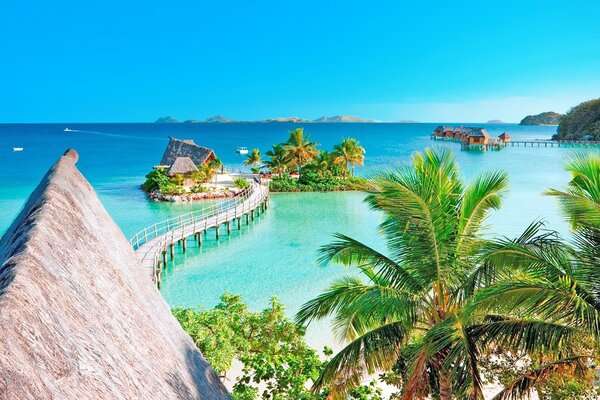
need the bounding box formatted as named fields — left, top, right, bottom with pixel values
left=519, top=111, right=562, bottom=125
left=553, top=98, right=600, bottom=141
left=258, top=128, right=367, bottom=192
left=142, top=137, right=248, bottom=202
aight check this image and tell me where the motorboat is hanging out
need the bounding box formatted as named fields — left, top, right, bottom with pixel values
left=64, top=128, right=72, bottom=132
left=236, top=146, right=249, bottom=155
left=13, top=147, right=24, bottom=152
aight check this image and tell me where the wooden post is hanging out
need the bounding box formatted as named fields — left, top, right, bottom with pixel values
left=237, top=217, right=241, bottom=230
left=162, top=251, right=167, bottom=267
left=170, top=243, right=175, bottom=260
left=216, top=225, right=220, bottom=240
left=251, top=210, right=255, bottom=221
left=182, top=237, right=187, bottom=253
left=246, top=214, right=249, bottom=225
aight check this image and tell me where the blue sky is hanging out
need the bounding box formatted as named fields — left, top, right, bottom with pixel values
left=1, top=0, right=599, bottom=123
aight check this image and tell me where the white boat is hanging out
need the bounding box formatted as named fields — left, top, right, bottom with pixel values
left=64, top=128, right=72, bottom=132
left=13, top=147, right=24, bottom=152
left=236, top=146, right=249, bottom=155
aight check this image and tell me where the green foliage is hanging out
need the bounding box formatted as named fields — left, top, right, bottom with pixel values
left=234, top=177, right=250, bottom=190
left=173, top=293, right=323, bottom=399
left=190, top=184, right=207, bottom=193
left=173, top=293, right=383, bottom=400
left=142, top=168, right=171, bottom=191
left=262, top=129, right=366, bottom=184
left=555, top=98, right=600, bottom=140
left=295, top=147, right=578, bottom=399
left=269, top=171, right=367, bottom=192
left=244, top=148, right=262, bottom=169
left=520, top=111, right=562, bottom=126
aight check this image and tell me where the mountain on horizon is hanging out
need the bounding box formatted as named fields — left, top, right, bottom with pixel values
left=155, top=115, right=377, bottom=123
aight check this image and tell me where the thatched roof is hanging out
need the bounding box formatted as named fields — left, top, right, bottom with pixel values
left=168, top=156, right=199, bottom=177
left=469, top=128, right=490, bottom=138
left=498, top=132, right=511, bottom=139
left=160, top=137, right=215, bottom=166
left=0, top=149, right=230, bottom=400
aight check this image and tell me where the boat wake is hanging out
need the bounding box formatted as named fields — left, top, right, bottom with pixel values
left=63, top=129, right=161, bottom=141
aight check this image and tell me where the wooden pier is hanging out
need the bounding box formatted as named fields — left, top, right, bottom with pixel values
left=432, top=135, right=600, bottom=150
left=129, top=180, right=270, bottom=286
left=507, top=140, right=600, bottom=148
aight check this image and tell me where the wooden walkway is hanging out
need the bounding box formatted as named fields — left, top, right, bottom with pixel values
left=508, top=140, right=600, bottom=148
left=129, top=181, right=270, bottom=285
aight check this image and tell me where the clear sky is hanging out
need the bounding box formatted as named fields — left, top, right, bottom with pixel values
left=1, top=0, right=600, bottom=123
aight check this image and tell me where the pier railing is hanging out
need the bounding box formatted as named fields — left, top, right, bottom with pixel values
left=129, top=180, right=268, bottom=251
left=129, top=180, right=270, bottom=283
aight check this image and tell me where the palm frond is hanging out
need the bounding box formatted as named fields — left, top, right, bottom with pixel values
left=491, top=356, right=592, bottom=400
left=317, top=233, right=424, bottom=293
left=295, top=275, right=416, bottom=341
left=312, top=321, right=407, bottom=397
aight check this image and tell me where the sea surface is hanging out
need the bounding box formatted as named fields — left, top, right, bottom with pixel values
left=0, top=122, right=584, bottom=346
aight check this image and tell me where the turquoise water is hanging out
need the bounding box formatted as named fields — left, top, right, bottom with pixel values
left=0, top=122, right=590, bottom=344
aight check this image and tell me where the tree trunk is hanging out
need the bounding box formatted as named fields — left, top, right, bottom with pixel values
left=439, top=372, right=452, bottom=400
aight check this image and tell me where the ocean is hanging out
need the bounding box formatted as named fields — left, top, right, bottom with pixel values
left=0, top=122, right=579, bottom=345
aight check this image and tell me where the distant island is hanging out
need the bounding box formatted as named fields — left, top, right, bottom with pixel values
left=487, top=119, right=504, bottom=124
left=553, top=98, right=600, bottom=140
left=154, top=115, right=376, bottom=123
left=519, top=111, right=562, bottom=125
left=155, top=116, right=180, bottom=123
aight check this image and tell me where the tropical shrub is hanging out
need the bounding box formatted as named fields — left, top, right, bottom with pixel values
left=190, top=184, right=207, bottom=193
left=172, top=293, right=383, bottom=400
left=234, top=177, right=250, bottom=190
left=142, top=168, right=171, bottom=191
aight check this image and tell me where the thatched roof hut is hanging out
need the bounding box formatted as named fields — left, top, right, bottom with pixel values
left=160, top=137, right=216, bottom=166
left=0, top=149, right=230, bottom=400
left=167, top=156, right=199, bottom=177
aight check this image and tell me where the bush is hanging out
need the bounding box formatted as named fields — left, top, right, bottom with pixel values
left=234, top=177, right=250, bottom=190
left=269, top=173, right=300, bottom=192
left=142, top=169, right=171, bottom=192
left=173, top=293, right=385, bottom=400
left=190, top=185, right=207, bottom=193
left=269, top=171, right=367, bottom=192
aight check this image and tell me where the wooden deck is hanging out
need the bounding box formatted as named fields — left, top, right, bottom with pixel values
left=507, top=140, right=600, bottom=148
left=129, top=181, right=269, bottom=285
left=432, top=135, right=600, bottom=149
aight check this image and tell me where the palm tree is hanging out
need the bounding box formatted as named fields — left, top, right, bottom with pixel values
left=207, top=157, right=223, bottom=183
left=468, top=153, right=600, bottom=399
left=297, top=147, right=518, bottom=399
left=244, top=148, right=262, bottom=174
left=283, top=128, right=318, bottom=176
left=263, top=144, right=288, bottom=174
left=333, top=137, right=366, bottom=178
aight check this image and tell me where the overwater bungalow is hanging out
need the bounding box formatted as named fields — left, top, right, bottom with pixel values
left=462, top=128, right=490, bottom=146
left=160, top=137, right=216, bottom=167
left=498, top=132, right=511, bottom=143
left=432, top=126, right=506, bottom=150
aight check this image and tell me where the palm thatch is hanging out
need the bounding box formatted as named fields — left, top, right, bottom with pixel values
left=160, top=137, right=216, bottom=166
left=167, top=156, right=199, bottom=177
left=0, top=149, right=230, bottom=400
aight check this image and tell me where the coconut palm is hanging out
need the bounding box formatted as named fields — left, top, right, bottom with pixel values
left=244, top=148, right=262, bottom=173
left=296, top=147, right=519, bottom=399
left=263, top=144, right=288, bottom=174
left=283, top=128, right=319, bottom=175
left=468, top=153, right=600, bottom=399
left=333, top=137, right=366, bottom=177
